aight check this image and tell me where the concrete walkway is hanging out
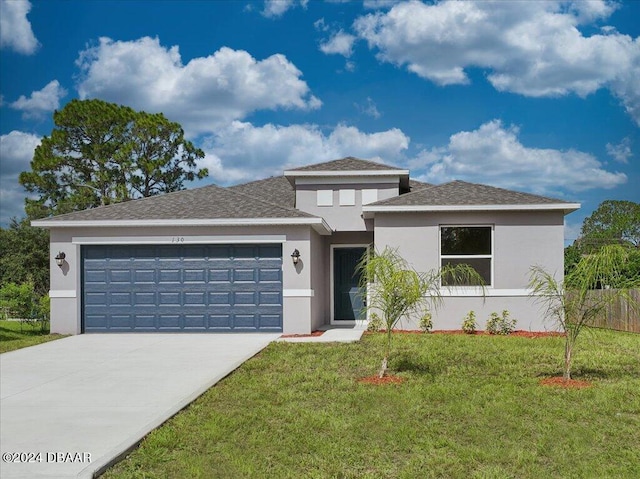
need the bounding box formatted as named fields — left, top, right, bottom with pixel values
left=0, top=333, right=279, bottom=479
left=279, top=324, right=366, bottom=343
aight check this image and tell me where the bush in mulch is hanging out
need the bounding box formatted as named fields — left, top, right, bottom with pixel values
left=364, top=329, right=564, bottom=338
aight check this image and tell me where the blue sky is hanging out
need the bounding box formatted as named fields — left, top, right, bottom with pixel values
left=1, top=0, right=638, bottom=242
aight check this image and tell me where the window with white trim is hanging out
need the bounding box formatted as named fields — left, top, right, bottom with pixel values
left=440, top=226, right=492, bottom=286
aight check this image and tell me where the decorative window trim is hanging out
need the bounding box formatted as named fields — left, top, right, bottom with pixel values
left=317, top=190, right=333, bottom=207
left=339, top=189, right=356, bottom=206
left=362, top=189, right=378, bottom=205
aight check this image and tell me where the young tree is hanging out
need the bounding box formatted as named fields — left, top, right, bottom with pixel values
left=19, top=99, right=207, bottom=219
left=357, top=247, right=483, bottom=378
left=529, top=244, right=639, bottom=380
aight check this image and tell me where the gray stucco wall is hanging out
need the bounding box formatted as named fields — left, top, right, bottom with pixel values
left=47, top=225, right=318, bottom=335
left=296, top=181, right=398, bottom=232
left=373, top=210, right=566, bottom=331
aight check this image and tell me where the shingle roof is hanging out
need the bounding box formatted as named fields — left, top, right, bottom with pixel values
left=39, top=183, right=316, bottom=222
left=286, top=157, right=406, bottom=172
left=229, top=176, right=295, bottom=208
left=369, top=180, right=572, bottom=207
left=408, top=179, right=432, bottom=191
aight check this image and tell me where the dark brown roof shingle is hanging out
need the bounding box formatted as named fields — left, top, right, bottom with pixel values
left=369, top=180, right=571, bottom=207
left=40, top=183, right=316, bottom=222
left=229, top=176, right=295, bottom=208
left=286, top=157, right=406, bottom=172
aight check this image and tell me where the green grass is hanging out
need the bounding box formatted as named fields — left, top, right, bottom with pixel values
left=104, top=329, right=640, bottom=479
left=0, top=320, right=65, bottom=353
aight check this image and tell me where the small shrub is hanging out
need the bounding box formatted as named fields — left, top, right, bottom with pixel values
left=366, top=313, right=383, bottom=332
left=462, top=311, right=477, bottom=334
left=0, top=282, right=36, bottom=319
left=486, top=310, right=517, bottom=335
left=419, top=312, right=433, bottom=333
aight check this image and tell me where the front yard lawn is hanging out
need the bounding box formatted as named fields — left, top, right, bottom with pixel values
left=0, top=320, right=65, bottom=353
left=104, top=329, right=640, bottom=479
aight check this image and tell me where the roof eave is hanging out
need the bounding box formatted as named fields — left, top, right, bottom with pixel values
left=362, top=203, right=581, bottom=218
left=31, top=217, right=334, bottom=235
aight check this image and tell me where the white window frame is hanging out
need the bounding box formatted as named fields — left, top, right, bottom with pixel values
left=317, top=190, right=333, bottom=207
left=339, top=189, right=356, bottom=206
left=439, top=225, right=494, bottom=288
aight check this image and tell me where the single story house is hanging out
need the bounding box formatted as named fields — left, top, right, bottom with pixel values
left=33, top=157, right=579, bottom=334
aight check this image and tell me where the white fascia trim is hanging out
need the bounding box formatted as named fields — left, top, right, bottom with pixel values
left=440, top=288, right=534, bottom=297
left=295, top=177, right=400, bottom=186
left=283, top=289, right=315, bottom=297
left=32, top=218, right=333, bottom=235
left=72, top=235, right=287, bottom=245
left=49, top=290, right=77, bottom=298
left=284, top=170, right=409, bottom=178
left=363, top=203, right=581, bottom=215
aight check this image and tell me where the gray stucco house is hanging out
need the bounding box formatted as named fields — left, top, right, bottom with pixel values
left=33, top=157, right=579, bottom=334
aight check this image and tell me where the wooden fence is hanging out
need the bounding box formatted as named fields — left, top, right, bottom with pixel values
left=582, top=289, right=640, bottom=333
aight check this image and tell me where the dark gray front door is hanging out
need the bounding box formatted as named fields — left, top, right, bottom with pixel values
left=82, top=244, right=282, bottom=332
left=333, top=247, right=366, bottom=321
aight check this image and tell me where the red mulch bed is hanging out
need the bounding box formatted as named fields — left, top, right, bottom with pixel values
left=365, top=329, right=564, bottom=338
left=280, top=330, right=325, bottom=338
left=539, top=377, right=593, bottom=389
left=358, top=375, right=404, bottom=385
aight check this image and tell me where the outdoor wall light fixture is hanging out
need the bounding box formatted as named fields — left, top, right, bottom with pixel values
left=291, top=249, right=301, bottom=265
left=55, top=252, right=66, bottom=267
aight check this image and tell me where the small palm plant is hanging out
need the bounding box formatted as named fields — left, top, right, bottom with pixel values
left=357, top=247, right=484, bottom=377
left=529, top=244, right=639, bottom=380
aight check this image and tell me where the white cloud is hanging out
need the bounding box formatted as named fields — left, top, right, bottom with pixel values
left=10, top=80, right=67, bottom=119
left=200, top=121, right=409, bottom=184
left=606, top=137, right=632, bottom=164
left=75, top=37, right=321, bottom=135
left=0, top=131, right=41, bottom=224
left=0, top=0, right=39, bottom=54
left=411, top=120, right=627, bottom=195
left=320, top=30, right=357, bottom=57
left=363, top=0, right=400, bottom=9
left=354, top=0, right=640, bottom=125
left=262, top=0, right=307, bottom=18
left=355, top=97, right=381, bottom=118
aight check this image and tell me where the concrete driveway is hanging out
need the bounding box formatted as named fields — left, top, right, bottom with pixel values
left=0, top=333, right=279, bottom=479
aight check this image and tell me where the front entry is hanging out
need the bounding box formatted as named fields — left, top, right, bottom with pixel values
left=333, top=247, right=366, bottom=321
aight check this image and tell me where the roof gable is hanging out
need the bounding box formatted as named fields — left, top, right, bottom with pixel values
left=285, top=157, right=405, bottom=172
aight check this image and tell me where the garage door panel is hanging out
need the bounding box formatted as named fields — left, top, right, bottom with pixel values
left=259, top=314, right=282, bottom=329
left=83, top=244, right=282, bottom=332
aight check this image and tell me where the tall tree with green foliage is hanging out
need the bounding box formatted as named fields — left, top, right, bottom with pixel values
left=357, top=247, right=484, bottom=378
left=579, top=200, right=639, bottom=251
left=0, top=218, right=49, bottom=296
left=19, top=99, right=207, bottom=219
left=530, top=244, right=639, bottom=380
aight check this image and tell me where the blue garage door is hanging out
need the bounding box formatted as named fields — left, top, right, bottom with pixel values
left=82, top=244, right=282, bottom=332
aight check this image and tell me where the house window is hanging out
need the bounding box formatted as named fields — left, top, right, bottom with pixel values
left=362, top=189, right=378, bottom=205
left=317, top=190, right=333, bottom=206
left=339, top=189, right=355, bottom=206
left=440, top=226, right=492, bottom=286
